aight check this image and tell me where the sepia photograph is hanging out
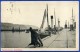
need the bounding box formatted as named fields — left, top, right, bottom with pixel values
left=1, top=1, right=79, bottom=51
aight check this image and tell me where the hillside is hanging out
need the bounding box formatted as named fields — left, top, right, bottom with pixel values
left=1, top=23, right=39, bottom=30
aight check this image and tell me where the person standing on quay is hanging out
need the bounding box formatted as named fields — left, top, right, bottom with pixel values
left=29, top=27, right=43, bottom=47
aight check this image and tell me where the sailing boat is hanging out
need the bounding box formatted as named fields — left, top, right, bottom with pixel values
left=38, top=4, right=51, bottom=36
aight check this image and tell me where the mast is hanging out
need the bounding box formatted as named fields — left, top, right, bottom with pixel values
left=72, top=8, right=74, bottom=27
left=54, top=8, right=56, bottom=28
left=47, top=4, right=49, bottom=27
left=68, top=21, right=69, bottom=28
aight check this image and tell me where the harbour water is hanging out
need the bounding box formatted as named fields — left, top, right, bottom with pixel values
left=1, top=31, right=31, bottom=48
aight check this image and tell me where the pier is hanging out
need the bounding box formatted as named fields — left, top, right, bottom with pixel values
left=42, top=29, right=76, bottom=48
left=26, top=29, right=76, bottom=48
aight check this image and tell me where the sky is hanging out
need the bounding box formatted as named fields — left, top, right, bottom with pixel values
left=1, top=1, right=79, bottom=28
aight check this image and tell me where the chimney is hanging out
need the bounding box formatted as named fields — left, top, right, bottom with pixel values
left=51, top=15, right=53, bottom=28
left=58, top=18, right=60, bottom=28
